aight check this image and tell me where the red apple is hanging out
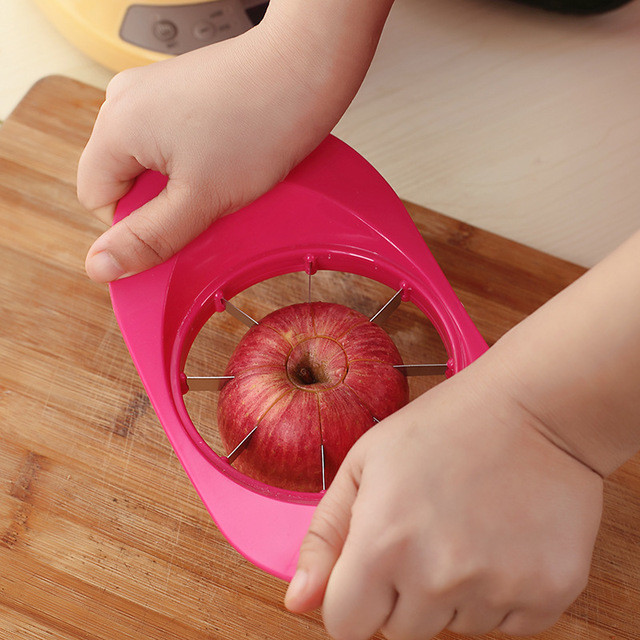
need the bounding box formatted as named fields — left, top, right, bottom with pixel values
left=217, top=301, right=409, bottom=492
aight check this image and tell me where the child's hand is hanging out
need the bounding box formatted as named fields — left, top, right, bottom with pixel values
left=77, top=26, right=328, bottom=281
left=284, top=227, right=640, bottom=639
left=285, top=362, right=604, bottom=639
left=77, top=0, right=393, bottom=283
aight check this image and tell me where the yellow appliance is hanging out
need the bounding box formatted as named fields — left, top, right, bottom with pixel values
left=34, top=0, right=268, bottom=72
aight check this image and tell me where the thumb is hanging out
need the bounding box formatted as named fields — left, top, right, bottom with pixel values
left=285, top=446, right=363, bottom=614
left=84, top=181, right=216, bottom=282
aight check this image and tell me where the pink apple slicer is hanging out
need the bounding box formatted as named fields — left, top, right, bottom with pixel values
left=108, top=135, right=488, bottom=582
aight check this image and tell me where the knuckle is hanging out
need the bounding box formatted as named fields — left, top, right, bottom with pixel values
left=122, top=217, right=175, bottom=266
left=539, top=559, right=590, bottom=607
left=499, top=611, right=562, bottom=637
left=302, top=509, right=347, bottom=557
left=479, top=570, right=527, bottom=611
left=171, top=179, right=232, bottom=226
left=377, top=626, right=409, bottom=640
left=76, top=147, right=101, bottom=209
left=100, top=69, right=149, bottom=129
left=105, top=68, right=138, bottom=101
left=356, top=525, right=409, bottom=575
left=76, top=173, right=104, bottom=213
left=447, top=619, right=494, bottom=637
left=323, top=600, right=380, bottom=640
left=322, top=617, right=351, bottom=640
left=321, top=596, right=358, bottom=640
left=300, top=527, right=337, bottom=557
left=424, top=544, right=482, bottom=597
left=76, top=174, right=91, bottom=209
left=498, top=563, right=589, bottom=636
left=483, top=585, right=516, bottom=612
left=324, top=622, right=356, bottom=640
left=381, top=619, right=440, bottom=640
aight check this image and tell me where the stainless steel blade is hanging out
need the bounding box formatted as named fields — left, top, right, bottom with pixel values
left=227, top=425, right=259, bottom=464
left=223, top=298, right=258, bottom=327
left=370, top=288, right=404, bottom=325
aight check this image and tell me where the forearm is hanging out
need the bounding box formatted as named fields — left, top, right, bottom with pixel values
left=486, top=227, right=640, bottom=476
left=259, top=0, right=395, bottom=129
left=266, top=0, right=395, bottom=60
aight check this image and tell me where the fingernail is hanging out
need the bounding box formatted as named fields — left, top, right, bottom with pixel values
left=86, top=250, right=126, bottom=282
left=285, top=569, right=308, bottom=609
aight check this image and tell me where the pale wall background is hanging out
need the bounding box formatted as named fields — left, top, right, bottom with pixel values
left=3, top=0, right=640, bottom=267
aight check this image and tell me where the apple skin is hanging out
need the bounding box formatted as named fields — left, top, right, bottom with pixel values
left=217, top=301, right=409, bottom=492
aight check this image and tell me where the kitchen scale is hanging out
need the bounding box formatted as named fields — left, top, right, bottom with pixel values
left=109, top=135, right=488, bottom=580
left=34, top=0, right=268, bottom=72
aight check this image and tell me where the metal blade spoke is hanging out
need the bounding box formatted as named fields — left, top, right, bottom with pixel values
left=223, top=298, right=258, bottom=327
left=227, top=425, right=258, bottom=464
left=370, top=288, right=404, bottom=325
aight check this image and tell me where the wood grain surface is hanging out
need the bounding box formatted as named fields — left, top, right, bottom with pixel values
left=0, top=75, right=638, bottom=640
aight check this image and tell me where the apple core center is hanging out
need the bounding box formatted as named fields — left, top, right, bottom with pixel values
left=286, top=337, right=348, bottom=390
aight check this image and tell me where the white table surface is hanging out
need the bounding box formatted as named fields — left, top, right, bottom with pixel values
left=3, top=0, right=639, bottom=267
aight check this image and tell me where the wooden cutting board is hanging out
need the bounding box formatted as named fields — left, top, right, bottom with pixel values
left=1, top=75, right=638, bottom=640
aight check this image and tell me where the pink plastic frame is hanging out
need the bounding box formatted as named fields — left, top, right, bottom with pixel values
left=109, top=135, right=488, bottom=581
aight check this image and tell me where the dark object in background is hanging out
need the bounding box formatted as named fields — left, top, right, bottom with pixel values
left=511, top=0, right=634, bottom=13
